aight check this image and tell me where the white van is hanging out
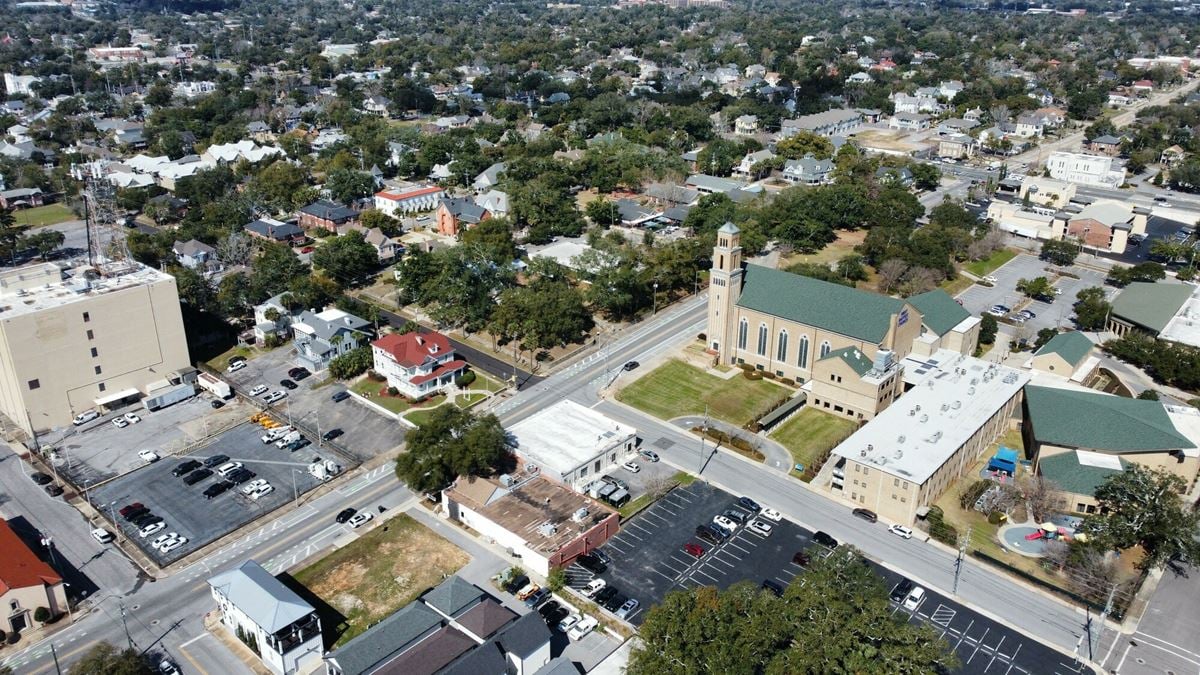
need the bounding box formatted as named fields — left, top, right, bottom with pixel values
left=903, top=586, right=926, bottom=611
left=274, top=430, right=302, bottom=448
left=260, top=426, right=292, bottom=444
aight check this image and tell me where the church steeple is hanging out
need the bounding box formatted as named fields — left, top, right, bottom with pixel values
left=707, top=222, right=744, bottom=363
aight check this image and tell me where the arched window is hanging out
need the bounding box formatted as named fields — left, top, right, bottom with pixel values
left=737, top=318, right=748, bottom=350
left=819, top=341, right=832, bottom=358
left=798, top=336, right=809, bottom=369
left=757, top=324, right=768, bottom=356
left=776, top=330, right=789, bottom=362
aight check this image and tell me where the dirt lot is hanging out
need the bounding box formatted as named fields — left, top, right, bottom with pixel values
left=293, top=513, right=469, bottom=645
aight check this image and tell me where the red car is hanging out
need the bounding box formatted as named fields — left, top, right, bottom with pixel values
left=118, top=502, right=145, bottom=518
left=301, top=246, right=315, bottom=254
left=683, top=543, right=705, bottom=558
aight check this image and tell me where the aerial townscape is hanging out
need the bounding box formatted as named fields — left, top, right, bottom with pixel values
left=5, top=0, right=1200, bottom=673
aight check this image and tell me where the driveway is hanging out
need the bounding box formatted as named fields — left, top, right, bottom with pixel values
left=956, top=254, right=1111, bottom=334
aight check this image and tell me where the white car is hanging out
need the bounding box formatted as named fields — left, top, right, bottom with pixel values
left=615, top=598, right=639, bottom=620
left=112, top=417, right=129, bottom=429
left=748, top=519, right=773, bottom=537
left=888, top=524, right=914, bottom=539
left=73, top=410, right=100, bottom=426
left=558, top=613, right=581, bottom=633
left=981, top=275, right=998, bottom=285
left=621, top=461, right=640, bottom=473
left=567, top=616, right=598, bottom=641
left=903, top=586, right=926, bottom=611
left=249, top=384, right=268, bottom=396
left=583, top=578, right=607, bottom=598
left=760, top=507, right=783, bottom=522
left=261, top=426, right=291, bottom=443
left=138, top=449, right=160, bottom=463
left=138, top=522, right=165, bottom=538
left=347, top=512, right=374, bottom=528
left=264, top=391, right=287, bottom=404
left=154, top=533, right=181, bottom=551
left=712, top=515, right=737, bottom=534
left=90, top=528, right=114, bottom=544
left=227, top=361, right=247, bottom=373
left=241, top=479, right=269, bottom=495
left=123, top=412, right=141, bottom=424
left=249, top=485, right=274, bottom=501
left=216, top=462, right=243, bottom=477
left=160, top=537, right=188, bottom=554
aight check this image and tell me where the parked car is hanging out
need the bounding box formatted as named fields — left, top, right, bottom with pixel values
left=792, top=551, right=811, bottom=567
left=73, top=410, right=100, bottom=426
left=118, top=502, right=145, bottom=518
left=761, top=579, right=785, bottom=597
left=544, top=605, right=570, bottom=626
left=347, top=512, right=373, bottom=528
left=537, top=600, right=561, bottom=619
left=264, top=391, right=287, bottom=404
left=980, top=275, right=998, bottom=285
left=29, top=472, right=53, bottom=485
left=576, top=553, right=607, bottom=574
left=583, top=579, right=607, bottom=598
left=600, top=475, right=628, bottom=491
left=139, top=521, right=166, bottom=538
left=202, top=454, right=230, bottom=468
left=226, top=468, right=256, bottom=484
left=593, top=586, right=618, bottom=605
left=695, top=525, right=722, bottom=545
left=123, top=412, right=141, bottom=424
left=812, top=531, right=838, bottom=548
left=602, top=593, right=626, bottom=612
left=712, top=515, right=737, bottom=534
left=183, top=468, right=213, bottom=485
left=241, top=479, right=269, bottom=495
left=622, top=360, right=639, bottom=371
left=331, top=390, right=351, bottom=402
left=279, top=379, right=297, bottom=390
left=736, top=496, right=761, bottom=513
left=621, top=460, right=640, bottom=473
left=852, top=508, right=878, bottom=523
left=210, top=399, right=225, bottom=409
left=112, top=416, right=129, bottom=429
left=322, top=428, right=343, bottom=442
left=248, top=484, right=274, bottom=501
left=615, top=598, right=639, bottom=620
left=523, top=590, right=549, bottom=610
left=91, top=528, right=114, bottom=544
left=122, top=506, right=150, bottom=522
left=203, top=481, right=233, bottom=500
left=568, top=616, right=598, bottom=641
left=503, top=574, right=530, bottom=595
left=227, top=361, right=247, bottom=373
left=160, top=536, right=188, bottom=554
left=172, top=460, right=201, bottom=477
left=288, top=367, right=311, bottom=380
left=159, top=658, right=181, bottom=675
left=902, top=586, right=926, bottom=611
left=890, top=579, right=914, bottom=604
left=150, top=533, right=174, bottom=549
left=639, top=449, right=659, bottom=462
left=759, top=507, right=783, bottom=522
left=516, top=584, right=542, bottom=602
left=249, top=384, right=268, bottom=396
left=683, top=542, right=705, bottom=558
left=558, top=613, right=582, bottom=633
left=335, top=508, right=357, bottom=524
left=131, top=512, right=161, bottom=527
left=44, top=484, right=64, bottom=497
left=748, top=519, right=773, bottom=536
left=215, top=462, right=243, bottom=477
left=285, top=437, right=310, bottom=452
left=888, top=524, right=914, bottom=539
left=722, top=508, right=750, bottom=524
left=138, top=449, right=160, bottom=463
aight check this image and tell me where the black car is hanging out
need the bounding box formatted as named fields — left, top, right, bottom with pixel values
left=576, top=553, right=607, bottom=574
left=322, top=428, right=343, bottom=442
left=736, top=496, right=762, bottom=513
left=813, top=531, right=838, bottom=549
left=537, top=600, right=561, bottom=619
left=132, top=513, right=162, bottom=528
left=204, top=481, right=233, bottom=499
left=226, top=468, right=256, bottom=484
left=280, top=379, right=298, bottom=390
left=172, top=460, right=201, bottom=477
left=695, top=524, right=722, bottom=545
left=622, top=360, right=639, bottom=371
left=594, top=586, right=618, bottom=605
left=44, top=484, right=64, bottom=497
left=792, top=551, right=811, bottom=567
left=544, top=606, right=570, bottom=626
left=592, top=548, right=612, bottom=565
left=503, top=574, right=530, bottom=595
left=29, top=472, right=52, bottom=485
left=286, top=437, right=311, bottom=452
left=122, top=506, right=150, bottom=522
left=291, top=368, right=310, bottom=381
left=210, top=400, right=225, bottom=409
left=890, top=579, right=914, bottom=604
left=331, top=391, right=351, bottom=403
left=203, top=454, right=230, bottom=468
left=602, top=593, right=627, bottom=612
left=761, top=579, right=784, bottom=597
left=335, top=508, right=357, bottom=524
left=723, top=508, right=750, bottom=524
left=183, top=468, right=213, bottom=485
left=852, top=508, right=878, bottom=523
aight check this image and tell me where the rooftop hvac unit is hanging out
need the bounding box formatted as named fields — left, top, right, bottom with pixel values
left=873, top=349, right=894, bottom=372
left=894, top=450, right=903, bottom=459
left=867, top=444, right=874, bottom=451
left=572, top=507, right=589, bottom=523
left=930, top=431, right=943, bottom=443
left=941, top=403, right=949, bottom=412
left=909, top=408, right=917, bottom=416
left=860, top=448, right=868, bottom=457
left=920, top=414, right=929, bottom=423
left=897, top=435, right=906, bottom=444
left=953, top=400, right=962, bottom=409
left=914, top=405, right=921, bottom=411
left=499, top=474, right=514, bottom=487
left=969, top=387, right=976, bottom=395
left=537, top=523, right=557, bottom=537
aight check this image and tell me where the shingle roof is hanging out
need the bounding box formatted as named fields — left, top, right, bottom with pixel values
left=907, top=289, right=970, bottom=336
left=372, top=331, right=454, bottom=368
left=453, top=598, right=515, bottom=639
left=1025, top=385, right=1193, bottom=453
left=324, top=602, right=443, bottom=675
left=374, top=625, right=475, bottom=675
left=495, top=611, right=552, bottom=658
left=245, top=218, right=303, bottom=240
left=0, top=519, right=61, bottom=595
left=737, top=264, right=904, bottom=343
left=423, top=576, right=484, bottom=618
left=1034, top=331, right=1094, bottom=367
left=440, top=642, right=508, bottom=675
left=1111, top=282, right=1194, bottom=333
left=299, top=199, right=358, bottom=222
left=819, top=345, right=874, bottom=376
left=1038, top=450, right=1128, bottom=497
left=207, top=560, right=313, bottom=633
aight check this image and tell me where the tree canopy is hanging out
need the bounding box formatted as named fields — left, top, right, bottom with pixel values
left=394, top=407, right=510, bottom=493
left=1083, top=465, right=1200, bottom=571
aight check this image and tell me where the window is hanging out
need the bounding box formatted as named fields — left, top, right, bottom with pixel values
left=756, top=323, right=768, bottom=356
left=798, top=336, right=809, bottom=369
left=94, top=365, right=102, bottom=375
left=594, top=460, right=601, bottom=472
left=863, top=468, right=869, bottom=476
left=82, top=312, right=90, bottom=323
left=86, top=329, right=94, bottom=340
left=903, top=481, right=908, bottom=489
left=737, top=319, right=748, bottom=350
left=98, top=383, right=106, bottom=392
left=9, top=600, right=18, bottom=611
left=834, top=405, right=844, bottom=413
left=894, top=478, right=899, bottom=487
left=819, top=341, right=831, bottom=358
left=90, top=347, right=98, bottom=358
left=776, top=330, right=788, bottom=361
left=580, top=467, right=588, bottom=477
left=900, top=497, right=906, bottom=503
left=27, top=379, right=39, bottom=390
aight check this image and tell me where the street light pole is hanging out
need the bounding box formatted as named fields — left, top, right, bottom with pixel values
left=652, top=282, right=659, bottom=315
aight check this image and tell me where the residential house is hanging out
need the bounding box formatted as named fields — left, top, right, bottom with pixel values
left=733, top=149, right=775, bottom=180
left=734, top=115, right=759, bottom=135
left=0, top=187, right=44, bottom=209
left=845, top=72, right=873, bottom=85
left=172, top=239, right=218, bottom=271
left=1055, top=199, right=1148, bottom=254
left=780, top=109, right=863, bottom=138
left=245, top=218, right=306, bottom=245
left=436, top=197, right=490, bottom=237
left=371, top=331, right=467, bottom=399
left=297, top=200, right=359, bottom=231
left=1108, top=91, right=1134, bottom=107
left=201, top=140, right=283, bottom=165
left=781, top=154, right=833, bottom=185
left=892, top=93, right=940, bottom=115
left=939, top=80, right=965, bottom=100
left=473, top=162, right=507, bottom=192
left=362, top=227, right=401, bottom=262
left=1087, top=135, right=1122, bottom=157
left=937, top=134, right=977, bottom=160
left=374, top=185, right=445, bottom=216
left=686, top=174, right=744, bottom=195
left=291, top=307, right=373, bottom=372
left=0, top=519, right=68, bottom=636
left=253, top=293, right=298, bottom=344
left=937, top=118, right=979, bottom=135
left=889, top=113, right=930, bottom=131
left=208, top=560, right=323, bottom=675
left=875, top=165, right=915, bottom=187
left=475, top=190, right=510, bottom=218
left=1028, top=88, right=1056, bottom=107
left=1161, top=145, right=1186, bottom=167
left=362, top=94, right=391, bottom=117
left=1035, top=107, right=1068, bottom=128
left=1132, top=79, right=1155, bottom=95
left=1014, top=113, right=1045, bottom=138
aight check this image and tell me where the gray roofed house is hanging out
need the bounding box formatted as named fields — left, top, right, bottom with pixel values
left=495, top=611, right=553, bottom=662
left=645, top=183, right=700, bottom=206
left=245, top=217, right=305, bottom=244
left=615, top=198, right=655, bottom=224
left=780, top=109, right=863, bottom=138
left=686, top=174, right=743, bottom=195
left=291, top=307, right=373, bottom=372
left=423, top=576, right=485, bottom=619
left=475, top=189, right=510, bottom=217
left=473, top=162, right=507, bottom=192
left=323, top=603, right=443, bottom=675
left=663, top=204, right=693, bottom=223
left=208, top=560, right=323, bottom=675
left=781, top=154, right=833, bottom=185
left=452, top=598, right=515, bottom=641
left=376, top=625, right=476, bottom=674
left=172, top=239, right=218, bottom=271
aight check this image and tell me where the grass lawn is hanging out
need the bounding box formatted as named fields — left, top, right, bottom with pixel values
left=769, top=408, right=858, bottom=474
left=207, top=344, right=271, bottom=372
left=293, top=513, right=468, bottom=646
left=964, top=249, right=1017, bottom=278
left=13, top=204, right=74, bottom=228
left=616, top=359, right=790, bottom=426
left=405, top=403, right=452, bottom=426
left=940, top=274, right=974, bottom=297
left=350, top=378, right=444, bottom=415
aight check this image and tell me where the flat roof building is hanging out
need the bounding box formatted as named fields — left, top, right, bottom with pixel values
left=506, top=400, right=637, bottom=489
left=830, top=351, right=1030, bottom=524
left=0, top=262, right=191, bottom=436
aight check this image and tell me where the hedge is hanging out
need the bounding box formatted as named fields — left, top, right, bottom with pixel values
left=959, top=480, right=992, bottom=511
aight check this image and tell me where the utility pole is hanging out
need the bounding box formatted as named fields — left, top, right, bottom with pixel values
left=953, top=526, right=971, bottom=595
left=119, top=602, right=134, bottom=650
left=50, top=643, right=62, bottom=675
left=1087, top=584, right=1118, bottom=662
left=698, top=404, right=709, bottom=479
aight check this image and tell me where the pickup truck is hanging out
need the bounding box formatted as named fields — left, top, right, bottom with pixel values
left=260, top=426, right=292, bottom=444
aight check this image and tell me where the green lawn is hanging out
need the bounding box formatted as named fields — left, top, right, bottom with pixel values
left=769, top=408, right=858, bottom=473
left=207, top=344, right=271, bottom=372
left=940, top=275, right=974, bottom=297
left=350, top=378, right=444, bottom=415
left=13, top=204, right=75, bottom=228
left=616, top=359, right=790, bottom=426
left=964, top=249, right=1017, bottom=277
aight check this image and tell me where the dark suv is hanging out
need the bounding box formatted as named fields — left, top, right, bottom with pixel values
left=172, top=460, right=201, bottom=477
left=203, top=454, right=230, bottom=468
left=890, top=579, right=914, bottom=604
left=576, top=553, right=607, bottom=574
left=183, top=468, right=213, bottom=485
left=852, top=508, right=878, bottom=523
left=696, top=524, right=721, bottom=545
left=335, top=508, right=357, bottom=524
left=736, top=497, right=761, bottom=513
left=813, top=531, right=838, bottom=548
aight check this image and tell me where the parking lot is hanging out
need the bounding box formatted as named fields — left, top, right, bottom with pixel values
left=223, top=345, right=406, bottom=462
left=89, top=420, right=332, bottom=566
left=579, top=482, right=1085, bottom=674
left=957, top=253, right=1110, bottom=334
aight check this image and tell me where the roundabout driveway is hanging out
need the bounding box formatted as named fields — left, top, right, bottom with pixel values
left=671, top=415, right=792, bottom=472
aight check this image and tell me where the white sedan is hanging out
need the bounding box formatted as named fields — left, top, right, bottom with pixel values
left=621, top=461, right=640, bottom=473
left=123, top=412, right=141, bottom=424
left=160, top=536, right=189, bottom=554
left=227, top=361, right=247, bottom=373
left=154, top=533, right=181, bottom=551
left=759, top=507, right=783, bottom=522
left=567, top=616, right=598, bottom=641
left=558, top=613, right=581, bottom=633
left=888, top=524, right=914, bottom=539
left=249, top=485, right=275, bottom=501
left=112, top=417, right=129, bottom=429
left=748, top=519, right=773, bottom=537
left=138, top=449, right=160, bottom=463
left=249, top=384, right=268, bottom=396
left=138, top=522, right=165, bottom=538
left=712, top=515, right=737, bottom=534
left=263, top=391, right=287, bottom=404
left=347, top=512, right=374, bottom=528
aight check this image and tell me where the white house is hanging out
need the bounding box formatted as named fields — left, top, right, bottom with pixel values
left=371, top=331, right=467, bottom=399
left=253, top=293, right=297, bottom=344
left=733, top=149, right=775, bottom=179
left=1046, top=151, right=1127, bottom=188
left=373, top=185, right=445, bottom=215
left=507, top=400, right=638, bottom=489
left=201, top=140, right=283, bottom=165
left=1014, top=112, right=1045, bottom=138
left=734, top=115, right=759, bottom=135
left=291, top=308, right=373, bottom=372
left=208, top=560, right=323, bottom=675
left=889, top=113, right=931, bottom=131
left=781, top=154, right=833, bottom=185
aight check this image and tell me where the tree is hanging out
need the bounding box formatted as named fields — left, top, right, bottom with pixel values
left=585, top=197, right=620, bottom=226
left=217, top=231, right=253, bottom=267
left=1016, top=276, right=1054, bottom=299
left=394, top=407, right=510, bottom=493
left=250, top=242, right=309, bottom=301
left=979, top=313, right=998, bottom=345
left=249, top=160, right=310, bottom=213
left=1149, top=239, right=1191, bottom=265
left=775, top=131, right=834, bottom=160
left=172, top=266, right=216, bottom=312
left=0, top=208, right=21, bottom=264
left=324, top=169, right=375, bottom=204
left=1041, top=239, right=1080, bottom=266
left=629, top=547, right=958, bottom=675
left=1020, top=475, right=1066, bottom=523
left=489, top=278, right=593, bottom=357
left=836, top=254, right=868, bottom=282
left=910, top=163, right=942, bottom=191
left=328, top=345, right=373, bottom=380
left=1074, top=287, right=1112, bottom=331
left=73, top=642, right=153, bottom=675
left=1137, top=389, right=1161, bottom=400
left=1106, top=262, right=1166, bottom=287
left=1033, top=328, right=1058, bottom=351
left=459, top=217, right=518, bottom=263
left=312, top=231, right=379, bottom=286
left=876, top=259, right=909, bottom=294
left=24, top=229, right=65, bottom=260
left=359, top=209, right=401, bottom=237
left=1084, top=465, right=1200, bottom=570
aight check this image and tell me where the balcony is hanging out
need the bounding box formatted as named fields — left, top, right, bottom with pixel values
left=272, top=614, right=321, bottom=654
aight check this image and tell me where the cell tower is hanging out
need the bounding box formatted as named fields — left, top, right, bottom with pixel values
left=72, top=162, right=133, bottom=275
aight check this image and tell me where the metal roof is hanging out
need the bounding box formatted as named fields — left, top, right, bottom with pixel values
left=207, top=560, right=313, bottom=633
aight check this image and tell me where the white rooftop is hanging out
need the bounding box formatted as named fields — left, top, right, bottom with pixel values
left=0, top=261, right=174, bottom=319
left=1163, top=405, right=1200, bottom=457
left=1075, top=449, right=1122, bottom=471
left=530, top=239, right=594, bottom=271
left=1158, top=283, right=1200, bottom=349
left=837, top=351, right=1031, bottom=484
left=507, top=400, right=637, bottom=477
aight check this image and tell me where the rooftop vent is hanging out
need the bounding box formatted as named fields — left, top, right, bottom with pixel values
left=920, top=414, right=929, bottom=423
left=572, top=508, right=589, bottom=523
left=897, top=435, right=905, bottom=444
left=537, top=523, right=557, bottom=537
left=894, top=450, right=903, bottom=459
left=498, top=474, right=514, bottom=487
left=953, top=400, right=962, bottom=410
left=968, top=387, right=976, bottom=395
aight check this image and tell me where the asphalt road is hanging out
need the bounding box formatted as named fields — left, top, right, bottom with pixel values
left=1095, top=565, right=1200, bottom=674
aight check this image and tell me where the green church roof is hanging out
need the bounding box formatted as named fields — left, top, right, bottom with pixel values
left=819, top=345, right=875, bottom=376
left=1025, top=385, right=1192, bottom=453
left=1034, top=331, right=1094, bottom=368
left=1111, top=282, right=1194, bottom=334
left=1038, top=451, right=1127, bottom=497
left=907, top=289, right=971, bottom=337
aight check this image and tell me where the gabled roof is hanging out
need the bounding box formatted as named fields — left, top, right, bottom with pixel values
left=173, top=239, right=216, bottom=258
left=293, top=308, right=371, bottom=341
left=1038, top=450, right=1128, bottom=497
left=736, top=264, right=904, bottom=343
left=819, top=345, right=874, bottom=376
left=1034, top=331, right=1093, bottom=367
left=1111, top=282, right=1194, bottom=333
left=495, top=611, right=552, bottom=658
left=375, top=625, right=475, bottom=675
left=299, top=199, right=358, bottom=222
left=207, top=560, right=313, bottom=633
left=245, top=218, right=303, bottom=240
left=440, top=642, right=507, bottom=675
left=0, top=519, right=61, bottom=595
left=325, top=602, right=442, bottom=675
left=907, top=289, right=969, bottom=336
left=440, top=197, right=487, bottom=223
left=423, top=576, right=484, bottom=618
left=452, top=598, right=515, bottom=639
left=372, top=331, right=454, bottom=367
left=1025, top=385, right=1193, bottom=453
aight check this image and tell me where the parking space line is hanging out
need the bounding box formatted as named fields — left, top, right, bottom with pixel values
left=627, top=521, right=655, bottom=535
left=726, top=540, right=753, bottom=554
left=968, top=628, right=990, bottom=664
left=620, top=529, right=644, bottom=542
left=641, top=511, right=672, bottom=526
left=651, top=568, right=677, bottom=584
left=707, top=555, right=736, bottom=569
left=693, top=568, right=721, bottom=583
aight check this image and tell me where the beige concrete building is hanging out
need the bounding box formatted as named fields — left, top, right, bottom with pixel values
left=706, top=224, right=978, bottom=421
left=829, top=354, right=1030, bottom=524
left=0, top=518, right=68, bottom=634
left=0, top=262, right=191, bottom=436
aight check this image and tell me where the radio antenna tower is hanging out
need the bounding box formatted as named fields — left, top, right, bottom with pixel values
left=73, top=163, right=132, bottom=274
